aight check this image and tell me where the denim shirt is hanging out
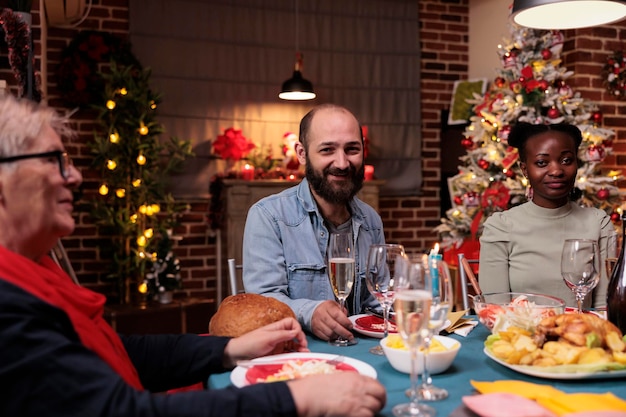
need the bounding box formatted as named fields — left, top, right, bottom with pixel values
left=242, top=178, right=385, bottom=332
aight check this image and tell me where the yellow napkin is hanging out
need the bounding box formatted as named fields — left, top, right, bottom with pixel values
left=471, top=380, right=626, bottom=416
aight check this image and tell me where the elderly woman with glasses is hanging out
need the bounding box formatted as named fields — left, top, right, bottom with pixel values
left=0, top=95, right=385, bottom=417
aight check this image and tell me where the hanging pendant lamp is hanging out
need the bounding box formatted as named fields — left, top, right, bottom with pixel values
left=511, top=0, right=626, bottom=30
left=279, top=53, right=315, bottom=100
left=279, top=0, right=315, bottom=101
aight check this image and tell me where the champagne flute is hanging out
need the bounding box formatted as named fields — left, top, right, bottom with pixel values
left=416, top=255, right=453, bottom=401
left=561, top=239, right=600, bottom=314
left=328, top=232, right=357, bottom=346
left=365, top=243, right=408, bottom=355
left=392, top=257, right=435, bottom=417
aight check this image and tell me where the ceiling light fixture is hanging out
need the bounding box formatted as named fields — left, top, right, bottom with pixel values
left=511, top=0, right=626, bottom=30
left=279, top=0, right=315, bottom=101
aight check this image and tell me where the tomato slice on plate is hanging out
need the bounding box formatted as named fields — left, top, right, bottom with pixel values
left=355, top=315, right=397, bottom=333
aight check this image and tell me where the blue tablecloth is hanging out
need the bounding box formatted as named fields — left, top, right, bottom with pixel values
left=208, top=321, right=626, bottom=416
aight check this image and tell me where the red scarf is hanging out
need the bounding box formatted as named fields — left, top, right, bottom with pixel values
left=0, top=245, right=143, bottom=390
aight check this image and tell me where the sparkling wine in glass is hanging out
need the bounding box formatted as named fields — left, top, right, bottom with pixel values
left=411, top=255, right=453, bottom=402
left=365, top=243, right=408, bottom=355
left=328, top=232, right=357, bottom=346
left=561, top=239, right=600, bottom=314
left=392, top=266, right=434, bottom=417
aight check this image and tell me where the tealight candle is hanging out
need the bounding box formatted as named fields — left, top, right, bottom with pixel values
left=364, top=164, right=374, bottom=180
left=241, top=163, right=255, bottom=181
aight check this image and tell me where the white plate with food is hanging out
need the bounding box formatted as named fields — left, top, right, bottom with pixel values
left=484, top=347, right=626, bottom=380
left=230, top=352, right=377, bottom=387
left=349, top=314, right=398, bottom=338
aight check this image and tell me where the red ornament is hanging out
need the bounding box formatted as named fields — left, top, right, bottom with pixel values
left=597, top=188, right=610, bottom=200
left=495, top=77, right=506, bottom=88
left=461, top=138, right=474, bottom=149
left=547, top=107, right=560, bottom=119
left=541, top=48, right=552, bottom=60
left=454, top=196, right=463, bottom=206
left=592, top=111, right=603, bottom=124
left=478, top=159, right=490, bottom=170
left=611, top=211, right=621, bottom=223
left=505, top=169, right=516, bottom=179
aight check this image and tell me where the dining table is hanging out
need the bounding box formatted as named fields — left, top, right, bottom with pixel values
left=208, top=318, right=626, bottom=416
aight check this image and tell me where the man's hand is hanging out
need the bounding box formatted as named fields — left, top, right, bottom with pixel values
left=310, top=300, right=355, bottom=342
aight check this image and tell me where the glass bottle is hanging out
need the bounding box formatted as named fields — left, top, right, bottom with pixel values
left=607, top=213, right=626, bottom=334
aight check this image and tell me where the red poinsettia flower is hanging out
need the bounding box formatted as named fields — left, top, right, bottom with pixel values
left=213, top=127, right=256, bottom=161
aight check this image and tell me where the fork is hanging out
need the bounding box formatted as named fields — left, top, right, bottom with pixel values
left=236, top=355, right=345, bottom=368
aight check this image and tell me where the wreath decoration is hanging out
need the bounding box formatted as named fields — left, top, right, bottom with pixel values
left=0, top=8, right=41, bottom=101
left=55, top=30, right=140, bottom=108
left=602, top=50, right=626, bottom=100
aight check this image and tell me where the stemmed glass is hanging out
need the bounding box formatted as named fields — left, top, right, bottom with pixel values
left=328, top=232, right=357, bottom=346
left=392, top=256, right=435, bottom=417
left=365, top=244, right=408, bottom=355
left=561, top=239, right=601, bottom=314
left=415, top=255, right=453, bottom=401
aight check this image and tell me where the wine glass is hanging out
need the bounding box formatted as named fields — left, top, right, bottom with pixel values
left=365, top=243, right=409, bottom=355
left=561, top=239, right=601, bottom=314
left=415, top=255, right=453, bottom=402
left=328, top=232, right=357, bottom=346
left=392, top=256, right=435, bottom=417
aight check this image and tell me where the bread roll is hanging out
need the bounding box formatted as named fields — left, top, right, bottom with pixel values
left=209, top=293, right=296, bottom=338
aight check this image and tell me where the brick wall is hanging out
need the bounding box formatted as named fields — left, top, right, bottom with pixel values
left=2, top=0, right=624, bottom=304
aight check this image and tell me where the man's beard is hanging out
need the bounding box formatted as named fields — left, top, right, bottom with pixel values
left=306, top=158, right=365, bottom=205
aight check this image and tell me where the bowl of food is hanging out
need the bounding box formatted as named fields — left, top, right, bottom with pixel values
left=380, top=334, right=461, bottom=374
left=471, top=292, right=566, bottom=334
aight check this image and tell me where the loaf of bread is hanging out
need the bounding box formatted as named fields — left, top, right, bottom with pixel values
left=209, top=293, right=297, bottom=338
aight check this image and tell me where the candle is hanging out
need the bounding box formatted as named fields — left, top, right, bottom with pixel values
left=364, top=164, right=374, bottom=181
left=428, top=243, right=442, bottom=297
left=241, top=163, right=255, bottom=180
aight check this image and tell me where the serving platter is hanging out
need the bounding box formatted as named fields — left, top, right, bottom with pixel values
left=484, top=347, right=626, bottom=380
left=230, top=352, right=377, bottom=387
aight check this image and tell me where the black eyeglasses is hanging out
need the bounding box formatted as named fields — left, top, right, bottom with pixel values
left=0, top=150, right=73, bottom=180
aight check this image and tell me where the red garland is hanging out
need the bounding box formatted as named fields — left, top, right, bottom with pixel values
left=469, top=182, right=510, bottom=239
left=0, top=8, right=41, bottom=101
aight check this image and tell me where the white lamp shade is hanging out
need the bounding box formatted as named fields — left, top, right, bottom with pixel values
left=511, top=0, right=626, bottom=29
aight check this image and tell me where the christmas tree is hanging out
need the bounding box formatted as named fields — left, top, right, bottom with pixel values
left=90, top=61, right=193, bottom=304
left=435, top=24, right=624, bottom=250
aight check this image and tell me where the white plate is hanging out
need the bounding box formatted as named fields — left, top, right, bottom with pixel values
left=230, top=352, right=377, bottom=387
left=484, top=347, right=626, bottom=380
left=349, top=314, right=396, bottom=338
left=349, top=314, right=451, bottom=339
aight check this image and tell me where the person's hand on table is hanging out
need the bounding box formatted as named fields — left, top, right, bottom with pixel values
left=288, top=372, right=386, bottom=417
left=223, top=317, right=309, bottom=368
left=310, top=300, right=355, bottom=342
